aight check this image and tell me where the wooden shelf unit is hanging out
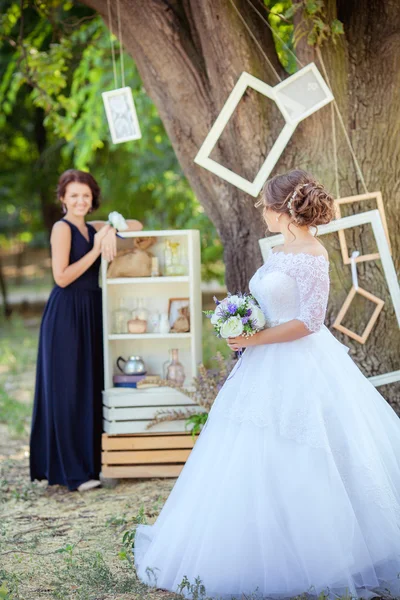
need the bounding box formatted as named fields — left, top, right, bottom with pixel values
left=100, top=230, right=203, bottom=478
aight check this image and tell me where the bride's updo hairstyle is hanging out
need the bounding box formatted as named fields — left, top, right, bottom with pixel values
left=260, top=169, right=335, bottom=228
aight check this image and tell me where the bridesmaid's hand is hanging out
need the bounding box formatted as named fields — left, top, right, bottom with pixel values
left=93, top=225, right=111, bottom=255
left=101, top=228, right=117, bottom=263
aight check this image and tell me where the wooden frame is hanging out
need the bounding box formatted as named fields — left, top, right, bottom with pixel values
left=258, top=209, right=400, bottom=388
left=332, top=286, right=385, bottom=344
left=194, top=64, right=333, bottom=197
left=335, top=192, right=392, bottom=264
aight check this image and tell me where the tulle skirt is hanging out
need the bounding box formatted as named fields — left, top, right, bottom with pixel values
left=134, top=326, right=400, bottom=599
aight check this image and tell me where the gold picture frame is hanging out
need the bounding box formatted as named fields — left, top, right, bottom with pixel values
left=335, top=192, right=392, bottom=264
left=333, top=286, right=385, bottom=344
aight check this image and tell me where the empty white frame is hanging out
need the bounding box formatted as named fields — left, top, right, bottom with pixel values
left=194, top=63, right=334, bottom=197
left=274, top=63, right=333, bottom=124
left=258, top=209, right=400, bottom=388
left=102, top=87, right=142, bottom=144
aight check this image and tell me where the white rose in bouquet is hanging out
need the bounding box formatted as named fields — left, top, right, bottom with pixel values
left=228, top=294, right=246, bottom=307
left=108, top=211, right=129, bottom=231
left=220, top=316, right=244, bottom=339
left=249, top=305, right=266, bottom=329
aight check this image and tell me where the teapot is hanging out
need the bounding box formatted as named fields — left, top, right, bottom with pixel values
left=117, top=355, right=146, bottom=375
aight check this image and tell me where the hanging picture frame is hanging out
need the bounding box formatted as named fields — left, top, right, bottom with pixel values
left=334, top=192, right=392, bottom=264
left=194, top=63, right=334, bottom=197
left=332, top=286, right=385, bottom=344
left=258, top=209, right=400, bottom=388
left=102, top=87, right=142, bottom=144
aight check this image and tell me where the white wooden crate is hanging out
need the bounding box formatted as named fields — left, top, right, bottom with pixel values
left=102, top=386, right=204, bottom=435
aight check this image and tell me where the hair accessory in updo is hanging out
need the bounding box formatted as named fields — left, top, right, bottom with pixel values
left=287, top=184, right=307, bottom=219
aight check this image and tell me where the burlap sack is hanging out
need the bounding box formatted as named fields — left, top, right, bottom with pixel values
left=107, top=237, right=156, bottom=278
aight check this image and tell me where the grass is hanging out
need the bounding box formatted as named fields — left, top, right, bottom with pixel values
left=0, top=315, right=38, bottom=437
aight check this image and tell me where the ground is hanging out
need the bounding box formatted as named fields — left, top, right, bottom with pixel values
left=0, top=421, right=181, bottom=600
left=0, top=315, right=185, bottom=600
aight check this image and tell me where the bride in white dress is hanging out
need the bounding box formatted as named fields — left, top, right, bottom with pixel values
left=134, top=170, right=400, bottom=599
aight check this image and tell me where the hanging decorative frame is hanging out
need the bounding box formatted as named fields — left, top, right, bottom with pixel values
left=258, top=209, right=400, bottom=388
left=194, top=63, right=334, bottom=197
left=332, top=250, right=385, bottom=344
left=103, top=0, right=142, bottom=145
left=102, top=87, right=142, bottom=144
left=334, top=192, right=392, bottom=264
left=333, top=286, right=385, bottom=344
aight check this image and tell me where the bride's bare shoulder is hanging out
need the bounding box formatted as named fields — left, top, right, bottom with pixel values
left=300, top=241, right=329, bottom=261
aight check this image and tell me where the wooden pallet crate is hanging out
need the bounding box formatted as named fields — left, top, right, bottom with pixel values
left=101, top=432, right=198, bottom=479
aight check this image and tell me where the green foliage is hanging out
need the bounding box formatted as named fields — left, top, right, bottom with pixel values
left=0, top=388, right=31, bottom=436
left=0, top=0, right=224, bottom=281
left=264, top=1, right=297, bottom=74
left=185, top=412, right=208, bottom=438
left=264, top=1, right=344, bottom=74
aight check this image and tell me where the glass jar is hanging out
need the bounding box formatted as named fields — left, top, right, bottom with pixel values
left=164, top=240, right=186, bottom=276
left=112, top=298, right=130, bottom=334
left=136, top=297, right=148, bottom=321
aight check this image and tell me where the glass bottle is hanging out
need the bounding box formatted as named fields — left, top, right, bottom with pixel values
left=164, top=349, right=185, bottom=386
left=112, top=298, right=130, bottom=334
left=136, top=297, right=148, bottom=321
left=164, top=240, right=186, bottom=276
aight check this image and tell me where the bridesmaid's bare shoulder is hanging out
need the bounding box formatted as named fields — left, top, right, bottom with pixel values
left=51, top=220, right=71, bottom=244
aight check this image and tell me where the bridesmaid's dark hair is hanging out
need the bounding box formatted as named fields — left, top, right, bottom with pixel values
left=259, top=169, right=335, bottom=228
left=57, top=169, right=101, bottom=211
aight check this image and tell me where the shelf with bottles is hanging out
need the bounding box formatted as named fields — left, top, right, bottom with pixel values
left=105, top=232, right=191, bottom=282
left=106, top=338, right=193, bottom=389
left=106, top=276, right=190, bottom=285
left=109, top=292, right=192, bottom=337
left=108, top=333, right=192, bottom=340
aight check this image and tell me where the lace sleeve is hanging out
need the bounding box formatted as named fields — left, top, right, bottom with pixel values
left=289, top=255, right=330, bottom=333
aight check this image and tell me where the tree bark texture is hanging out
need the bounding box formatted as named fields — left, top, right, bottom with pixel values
left=82, top=0, right=400, bottom=404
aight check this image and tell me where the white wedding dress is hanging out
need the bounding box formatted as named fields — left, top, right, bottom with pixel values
left=134, top=250, right=400, bottom=599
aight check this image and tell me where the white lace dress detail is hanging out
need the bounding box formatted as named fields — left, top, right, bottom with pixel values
left=249, top=251, right=330, bottom=332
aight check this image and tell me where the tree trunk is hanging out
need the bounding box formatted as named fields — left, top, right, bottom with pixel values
left=82, top=0, right=400, bottom=404
left=0, top=255, right=12, bottom=318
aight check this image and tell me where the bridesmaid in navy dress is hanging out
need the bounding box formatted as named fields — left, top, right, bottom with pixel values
left=30, top=169, right=142, bottom=492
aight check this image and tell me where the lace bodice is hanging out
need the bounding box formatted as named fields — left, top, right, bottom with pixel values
left=249, top=251, right=330, bottom=332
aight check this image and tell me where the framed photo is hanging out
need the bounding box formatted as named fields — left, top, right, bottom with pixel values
left=168, top=297, right=190, bottom=333
left=102, top=87, right=142, bottom=144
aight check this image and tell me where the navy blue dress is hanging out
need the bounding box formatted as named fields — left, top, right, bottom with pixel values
left=30, top=218, right=104, bottom=491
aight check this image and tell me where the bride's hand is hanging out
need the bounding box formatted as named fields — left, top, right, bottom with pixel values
left=227, top=335, right=248, bottom=351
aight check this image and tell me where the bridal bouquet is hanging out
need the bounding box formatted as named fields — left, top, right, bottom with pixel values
left=204, top=293, right=266, bottom=339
